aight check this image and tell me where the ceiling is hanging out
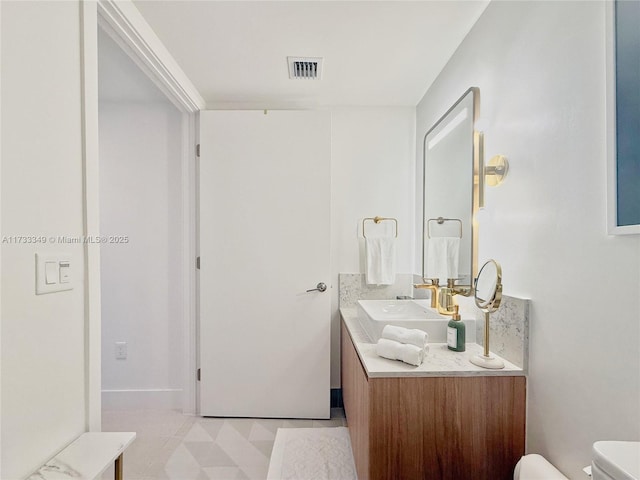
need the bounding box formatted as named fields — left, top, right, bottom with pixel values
left=132, top=0, right=490, bottom=109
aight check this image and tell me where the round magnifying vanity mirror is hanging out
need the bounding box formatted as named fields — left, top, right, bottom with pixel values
left=470, top=260, right=505, bottom=369
left=475, top=260, right=501, bottom=310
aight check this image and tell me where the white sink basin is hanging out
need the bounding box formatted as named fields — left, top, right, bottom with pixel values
left=356, top=299, right=475, bottom=343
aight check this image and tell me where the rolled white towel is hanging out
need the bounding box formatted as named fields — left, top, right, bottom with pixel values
left=376, top=338, right=426, bottom=367
left=381, top=325, right=429, bottom=350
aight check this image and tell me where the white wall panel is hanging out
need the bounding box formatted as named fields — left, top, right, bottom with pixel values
left=1, top=2, right=86, bottom=478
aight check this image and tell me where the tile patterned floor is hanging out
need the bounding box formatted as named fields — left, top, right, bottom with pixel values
left=101, top=408, right=347, bottom=480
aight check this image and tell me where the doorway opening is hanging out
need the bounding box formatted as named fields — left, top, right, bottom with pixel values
left=97, top=27, right=185, bottom=413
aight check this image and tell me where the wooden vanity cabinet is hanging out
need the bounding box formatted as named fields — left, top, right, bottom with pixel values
left=341, top=321, right=526, bottom=480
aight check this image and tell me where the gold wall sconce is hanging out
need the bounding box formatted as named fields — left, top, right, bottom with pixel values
left=485, top=155, right=509, bottom=187
left=478, top=150, right=509, bottom=208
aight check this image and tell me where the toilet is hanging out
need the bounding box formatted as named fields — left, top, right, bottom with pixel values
left=514, top=454, right=568, bottom=479
left=592, top=441, right=640, bottom=480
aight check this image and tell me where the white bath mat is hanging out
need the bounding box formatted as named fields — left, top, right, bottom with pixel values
left=267, top=427, right=357, bottom=480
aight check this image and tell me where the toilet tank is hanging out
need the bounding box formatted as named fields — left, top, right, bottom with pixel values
left=592, top=441, right=640, bottom=480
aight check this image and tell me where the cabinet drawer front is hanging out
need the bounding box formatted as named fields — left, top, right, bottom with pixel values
left=368, top=375, right=525, bottom=480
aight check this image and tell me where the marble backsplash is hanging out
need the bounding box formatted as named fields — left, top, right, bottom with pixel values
left=473, top=295, right=530, bottom=371
left=338, top=273, right=416, bottom=308
left=339, top=273, right=529, bottom=371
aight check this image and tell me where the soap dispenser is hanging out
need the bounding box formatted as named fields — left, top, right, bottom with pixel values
left=447, top=306, right=466, bottom=352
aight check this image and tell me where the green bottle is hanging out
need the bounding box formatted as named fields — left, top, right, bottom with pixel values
left=447, top=307, right=466, bottom=352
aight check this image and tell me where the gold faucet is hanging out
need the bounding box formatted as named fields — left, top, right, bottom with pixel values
left=415, top=278, right=474, bottom=316
left=437, top=279, right=473, bottom=316
left=437, top=287, right=458, bottom=316
left=413, top=278, right=440, bottom=309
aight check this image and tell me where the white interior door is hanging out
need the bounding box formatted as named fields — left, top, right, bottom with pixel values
left=199, top=110, right=331, bottom=419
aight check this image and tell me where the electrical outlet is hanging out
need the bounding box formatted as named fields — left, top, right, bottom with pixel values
left=115, top=342, right=127, bottom=360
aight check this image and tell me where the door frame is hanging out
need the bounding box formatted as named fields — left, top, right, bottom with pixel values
left=81, top=0, right=205, bottom=429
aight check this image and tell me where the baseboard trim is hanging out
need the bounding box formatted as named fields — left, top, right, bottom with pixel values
left=102, top=388, right=183, bottom=410
left=331, top=388, right=343, bottom=409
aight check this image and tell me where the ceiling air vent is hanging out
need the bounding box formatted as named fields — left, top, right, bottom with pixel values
left=288, top=57, right=323, bottom=80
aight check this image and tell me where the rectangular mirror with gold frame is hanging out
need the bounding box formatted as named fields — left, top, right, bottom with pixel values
left=422, top=87, right=482, bottom=287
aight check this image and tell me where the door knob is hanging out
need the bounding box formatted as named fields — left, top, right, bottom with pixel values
left=306, top=282, right=327, bottom=293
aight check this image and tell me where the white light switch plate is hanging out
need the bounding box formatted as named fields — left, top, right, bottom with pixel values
left=36, top=253, right=73, bottom=295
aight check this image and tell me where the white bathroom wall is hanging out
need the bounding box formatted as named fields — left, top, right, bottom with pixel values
left=330, top=107, right=416, bottom=387
left=1, top=2, right=87, bottom=478
left=415, top=2, right=640, bottom=477
left=99, top=100, right=183, bottom=409
left=0, top=2, right=3, bottom=474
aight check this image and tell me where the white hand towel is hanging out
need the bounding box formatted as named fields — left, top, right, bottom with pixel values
left=425, top=237, right=460, bottom=281
left=365, top=236, right=396, bottom=285
left=381, top=325, right=429, bottom=350
left=376, top=338, right=426, bottom=366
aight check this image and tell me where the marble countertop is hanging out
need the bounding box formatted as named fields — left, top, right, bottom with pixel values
left=28, top=432, right=136, bottom=480
left=341, top=308, right=524, bottom=378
